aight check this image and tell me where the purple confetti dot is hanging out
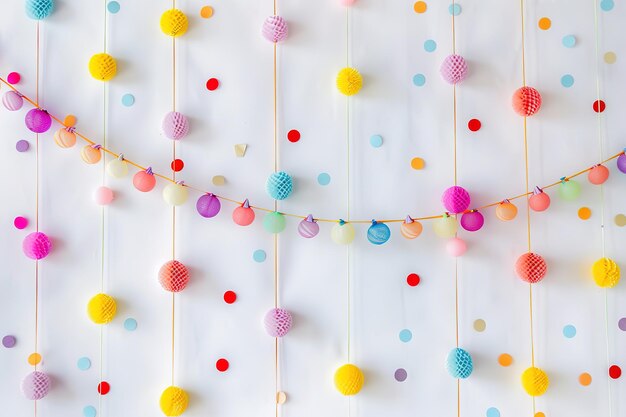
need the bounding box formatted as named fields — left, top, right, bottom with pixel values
left=2, top=335, right=16, bottom=348
left=16, top=140, right=29, bottom=152
left=619, top=317, right=626, bottom=331
left=394, top=368, right=407, bottom=382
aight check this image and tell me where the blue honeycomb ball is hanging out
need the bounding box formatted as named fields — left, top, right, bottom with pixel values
left=266, top=171, right=293, bottom=200
left=446, top=348, right=473, bottom=379
left=26, top=0, right=54, bottom=20
left=367, top=220, right=390, bottom=245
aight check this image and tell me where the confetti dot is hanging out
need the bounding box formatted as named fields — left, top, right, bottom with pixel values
left=615, top=214, right=626, bottom=226
left=563, top=324, right=576, bottom=338
left=83, top=406, right=97, bottom=417
left=206, top=78, right=219, bottom=91
left=412, top=73, right=426, bottom=86
left=486, top=408, right=501, bottom=417
left=578, top=207, right=591, bottom=220
left=618, top=317, right=626, bottom=331
left=468, top=119, right=481, bottom=131
left=399, top=329, right=412, bottom=343
left=212, top=175, right=226, bottom=186
left=216, top=358, right=229, bottom=372
left=473, top=319, right=486, bottom=332
left=16, top=140, right=29, bottom=152
left=449, top=3, right=461, bottom=15
left=413, top=1, right=427, bottom=13
left=601, top=0, right=615, bottom=11
left=2, top=335, right=16, bottom=348
left=609, top=365, right=621, bottom=379
left=562, top=35, right=576, bottom=48
left=394, top=368, right=408, bottom=382
left=121, top=94, right=135, bottom=107
left=276, top=391, right=287, bottom=404
left=579, top=372, right=592, bottom=386
left=123, top=318, right=137, bottom=331
left=107, top=1, right=120, bottom=13
left=406, top=273, right=420, bottom=287
left=593, top=100, right=606, bottom=113
left=604, top=52, right=617, bottom=64
left=77, top=357, right=91, bottom=370
left=318, top=173, right=331, bottom=186
left=7, top=72, right=21, bottom=84
left=561, top=74, right=574, bottom=88
left=14, top=216, right=28, bottom=229
left=424, top=39, right=437, bottom=52
left=535, top=413, right=546, bottom=417
left=28, top=353, right=42, bottom=366
left=253, top=249, right=266, bottom=263
left=200, top=6, right=214, bottom=18
left=538, top=17, right=551, bottom=30
left=224, top=290, right=237, bottom=304
left=287, top=129, right=301, bottom=143
left=411, top=157, right=425, bottom=170
left=64, top=114, right=77, bottom=126
left=498, top=353, right=513, bottom=367
left=98, top=381, right=110, bottom=395
left=171, top=159, right=184, bottom=172
left=370, top=135, right=383, bottom=148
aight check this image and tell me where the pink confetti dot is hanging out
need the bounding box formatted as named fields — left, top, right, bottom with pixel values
left=7, top=72, right=21, bottom=84
left=14, top=217, right=28, bottom=230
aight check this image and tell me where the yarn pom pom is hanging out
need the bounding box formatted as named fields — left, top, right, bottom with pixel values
left=163, top=183, right=188, bottom=206
left=496, top=200, right=518, bottom=221
left=133, top=168, right=156, bottom=192
left=262, top=15, right=288, bottom=43
left=81, top=145, right=102, bottom=164
left=3, top=91, right=24, bottom=111
left=515, top=252, right=547, bottom=284
left=460, top=210, right=484, bottom=232
left=440, top=54, right=468, bottom=84
left=233, top=199, right=255, bottom=226
left=23, top=232, right=52, bottom=260
left=446, top=347, right=473, bottom=379
left=162, top=111, right=190, bottom=140
left=588, top=164, right=609, bottom=185
left=94, top=186, right=115, bottom=205
left=26, top=0, right=54, bottom=20
left=433, top=214, right=458, bottom=238
left=87, top=293, right=117, bottom=324
left=160, top=9, right=189, bottom=37
left=367, top=220, right=390, bottom=245
left=401, top=216, right=423, bottom=239
left=334, top=364, right=364, bottom=396
left=617, top=154, right=626, bottom=173
left=21, top=371, right=51, bottom=400
left=337, top=67, right=363, bottom=96
left=442, top=186, right=471, bottom=214
left=264, top=307, right=293, bottom=337
left=159, top=260, right=190, bottom=293
left=89, top=53, right=117, bottom=81
left=521, top=367, right=549, bottom=396
left=528, top=187, right=550, bottom=212
left=160, top=386, right=189, bottom=416
left=298, top=215, right=320, bottom=238
left=266, top=171, right=293, bottom=200
left=512, top=86, right=542, bottom=117
left=196, top=193, right=221, bottom=218
left=53, top=127, right=77, bottom=149
left=25, top=109, right=52, bottom=133
left=263, top=211, right=286, bottom=234
left=446, top=237, right=467, bottom=257
left=592, top=257, right=620, bottom=288
left=331, top=221, right=355, bottom=245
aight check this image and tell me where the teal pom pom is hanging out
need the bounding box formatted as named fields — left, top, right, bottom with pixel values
left=367, top=220, right=390, bottom=245
left=446, top=348, right=473, bottom=379
left=26, top=0, right=54, bottom=20
left=266, top=171, right=293, bottom=200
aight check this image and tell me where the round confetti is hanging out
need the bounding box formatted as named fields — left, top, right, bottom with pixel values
left=412, top=73, right=426, bottom=87
left=486, top=408, right=501, bottom=417
left=579, top=372, right=592, bottom=386
left=615, top=214, right=626, bottom=227
left=317, top=173, right=331, bottom=186
left=7, top=72, right=21, bottom=84
left=370, top=135, right=383, bottom=148
left=107, top=1, right=120, bottom=13
left=473, top=319, right=486, bottom=332
left=2, top=335, right=16, bottom=348
left=171, top=159, right=184, bottom=172
left=411, top=157, right=425, bottom=170
left=563, top=324, right=576, bottom=338
left=216, top=358, right=229, bottom=372
left=448, top=3, right=461, bottom=15
left=601, top=0, right=615, bottom=11
left=276, top=391, right=287, bottom=404
left=16, top=140, right=29, bottom=152
left=206, top=78, right=219, bottom=91
left=287, top=129, right=301, bottom=143
left=253, top=250, right=267, bottom=263
left=28, top=353, right=42, bottom=366
left=498, top=353, right=513, bottom=367
left=578, top=207, right=591, bottom=220
left=468, top=119, right=481, bottom=131
left=223, top=290, right=237, bottom=304
left=394, top=368, right=408, bottom=382
left=618, top=317, right=626, bottom=331
left=424, top=39, right=437, bottom=52
left=212, top=175, right=226, bottom=186
left=593, top=100, right=606, bottom=113
left=98, top=381, right=110, bottom=395
left=123, top=318, right=137, bottom=331
left=406, top=273, right=420, bottom=287
left=399, top=329, right=412, bottom=343
left=121, top=94, right=135, bottom=107
left=538, top=17, right=551, bottom=30
left=14, top=216, right=28, bottom=229
left=78, top=357, right=92, bottom=370
left=64, top=115, right=77, bottom=126
left=604, top=52, right=617, bottom=64
left=413, top=1, right=427, bottom=13
left=535, top=413, right=546, bottom=417
left=561, top=74, right=574, bottom=88
left=200, top=6, right=214, bottom=18
left=609, top=365, right=621, bottom=379
left=562, top=35, right=576, bottom=48
left=83, top=406, right=97, bottom=417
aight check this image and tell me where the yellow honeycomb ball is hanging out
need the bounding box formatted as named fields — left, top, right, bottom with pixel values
left=521, top=366, right=549, bottom=397
left=88, top=53, right=117, bottom=81
left=336, top=67, right=363, bottom=96
left=87, top=293, right=117, bottom=324
left=334, top=364, right=364, bottom=396
left=160, top=9, right=189, bottom=37
left=592, top=257, right=620, bottom=288
left=160, top=386, right=189, bottom=416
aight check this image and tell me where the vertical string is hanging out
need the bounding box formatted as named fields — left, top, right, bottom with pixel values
left=170, top=0, right=177, bottom=388
left=345, top=7, right=352, bottom=417
left=272, top=3, right=280, bottom=417
left=34, top=20, right=41, bottom=417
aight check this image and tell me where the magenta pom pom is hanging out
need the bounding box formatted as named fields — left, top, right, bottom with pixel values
left=196, top=193, right=221, bottom=218
left=3, top=91, right=24, bottom=111
left=21, top=371, right=51, bottom=400
left=162, top=111, right=189, bottom=140
left=264, top=307, right=292, bottom=337
left=298, top=214, right=319, bottom=238
left=23, top=232, right=52, bottom=260
left=440, top=54, right=468, bottom=84
left=460, top=210, right=484, bottom=232
left=442, top=186, right=471, bottom=214
left=616, top=153, right=626, bottom=174
left=25, top=109, right=52, bottom=133
left=262, top=15, right=288, bottom=43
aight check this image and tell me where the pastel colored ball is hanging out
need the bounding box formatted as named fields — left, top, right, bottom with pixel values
left=53, top=127, right=77, bottom=148
left=232, top=202, right=255, bottom=226
left=298, top=215, right=320, bottom=238
left=81, top=145, right=102, bottom=164
left=521, top=367, right=549, bottom=396
left=334, top=364, right=364, bottom=396
left=401, top=218, right=423, bottom=239
left=331, top=222, right=356, bottom=244
left=440, top=54, right=468, bottom=84
left=460, top=211, right=484, bottom=232
left=160, top=386, right=189, bottom=416
left=94, top=186, right=115, bottom=205
left=106, top=158, right=128, bottom=178
left=617, top=154, right=626, bottom=173
left=337, top=67, right=363, bottom=96
left=515, top=252, right=547, bottom=284
left=367, top=221, right=390, bottom=245
left=262, top=15, right=288, bottom=43
left=3, top=90, right=24, bottom=111
left=133, top=170, right=156, bottom=192
left=264, top=307, right=293, bottom=337
left=263, top=211, right=286, bottom=234
left=442, top=186, right=471, bottom=214
left=496, top=200, right=518, bottom=221
left=163, top=183, right=189, bottom=206
left=87, top=293, right=117, bottom=324
left=266, top=171, right=293, bottom=200
left=529, top=190, right=550, bottom=212
left=160, top=9, right=189, bottom=37
left=21, top=371, right=51, bottom=400
left=433, top=215, right=458, bottom=238
left=25, top=109, right=52, bottom=133
left=26, top=0, right=54, bottom=20
left=196, top=194, right=221, bottom=218
left=592, top=257, right=620, bottom=288
left=162, top=111, right=190, bottom=140
left=23, top=232, right=52, bottom=260
left=588, top=165, right=609, bottom=185
left=89, top=53, right=117, bottom=81
left=159, top=260, right=190, bottom=293
left=446, top=237, right=467, bottom=257
left=558, top=180, right=581, bottom=201
left=512, top=86, right=542, bottom=117
left=446, top=348, right=473, bottom=379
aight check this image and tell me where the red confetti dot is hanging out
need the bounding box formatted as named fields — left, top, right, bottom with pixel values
left=223, top=290, right=237, bottom=304
left=206, top=78, right=219, bottom=91
left=406, top=273, right=420, bottom=287
left=97, top=381, right=110, bottom=395
left=468, top=119, right=481, bottom=132
left=287, top=129, right=301, bottom=143
left=7, top=72, right=21, bottom=84
left=609, top=365, right=622, bottom=379
left=171, top=159, right=184, bottom=172
left=14, top=216, right=28, bottom=230
left=593, top=100, right=606, bottom=113
left=216, top=358, right=229, bottom=372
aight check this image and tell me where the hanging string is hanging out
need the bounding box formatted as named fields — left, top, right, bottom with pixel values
left=34, top=19, right=41, bottom=417
left=170, top=0, right=178, bottom=388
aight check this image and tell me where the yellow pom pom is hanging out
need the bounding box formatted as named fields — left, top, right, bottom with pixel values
left=88, top=53, right=117, bottom=81
left=334, top=364, right=364, bottom=396
left=336, top=67, right=363, bottom=96
left=521, top=366, right=549, bottom=396
left=160, top=9, right=189, bottom=37
left=87, top=293, right=117, bottom=324
left=592, top=257, right=620, bottom=288
left=160, top=386, right=189, bottom=416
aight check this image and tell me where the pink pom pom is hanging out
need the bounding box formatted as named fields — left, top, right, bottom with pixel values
left=3, top=91, right=24, bottom=111
left=25, top=109, right=52, bottom=133
left=446, top=237, right=467, bottom=257
left=159, top=260, right=190, bottom=292
left=262, top=15, right=288, bottom=43
left=94, top=186, right=115, bottom=205
left=460, top=210, right=484, bottom=232
left=515, top=252, right=547, bottom=284
left=442, top=186, right=471, bottom=214
left=23, top=232, right=52, bottom=260
left=264, top=307, right=293, bottom=337
left=440, top=54, right=468, bottom=84
left=21, top=371, right=51, bottom=400
left=298, top=215, right=319, bottom=238
left=162, top=111, right=190, bottom=140
left=512, top=86, right=542, bottom=117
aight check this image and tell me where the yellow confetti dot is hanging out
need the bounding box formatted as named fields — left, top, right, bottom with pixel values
left=615, top=214, right=626, bottom=227
left=579, top=372, right=592, bottom=386
left=64, top=114, right=77, bottom=127
left=473, top=319, right=486, bottom=332
left=413, top=1, right=427, bottom=13
left=212, top=175, right=226, bottom=186
left=498, top=353, right=513, bottom=367
left=578, top=207, right=591, bottom=220
left=604, top=52, right=617, bottom=64
left=535, top=413, right=546, bottom=417
left=28, top=353, right=42, bottom=366
left=538, top=17, right=551, bottom=30
left=411, top=157, right=425, bottom=170
left=200, top=6, right=213, bottom=18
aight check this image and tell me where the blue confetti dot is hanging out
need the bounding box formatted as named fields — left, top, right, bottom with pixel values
left=424, top=39, right=437, bottom=52
left=121, top=94, right=135, bottom=107
left=124, top=318, right=137, bottom=331
left=317, top=173, right=331, bottom=186
left=601, top=0, right=614, bottom=11
left=399, top=329, right=412, bottom=343
left=77, top=357, right=91, bottom=371
left=107, top=1, right=120, bottom=13
left=449, top=4, right=462, bottom=16
left=486, top=407, right=500, bottom=417
left=253, top=250, right=266, bottom=263
left=561, top=74, right=574, bottom=88
left=563, top=324, right=577, bottom=338
left=562, top=35, right=576, bottom=48
left=83, top=406, right=97, bottom=417
left=370, top=135, right=383, bottom=148
left=412, top=73, right=426, bottom=86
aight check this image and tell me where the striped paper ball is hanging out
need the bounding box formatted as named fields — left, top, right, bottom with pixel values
left=262, top=15, right=288, bottom=42
left=87, top=293, right=117, bottom=324
left=521, top=366, right=549, bottom=396
left=160, top=386, right=189, bottom=416
left=196, top=194, right=221, bottom=218
left=264, top=307, right=292, bottom=337
left=81, top=145, right=102, bottom=164
left=26, top=0, right=54, bottom=20
left=25, top=109, right=52, bottom=133
left=334, top=364, right=364, bottom=396
left=162, top=111, right=190, bottom=140
left=53, top=127, right=77, bottom=148
left=367, top=221, right=390, bottom=245
left=446, top=347, right=473, bottom=379
left=442, top=186, right=471, bottom=214
left=512, top=86, right=542, bottom=117
left=160, top=9, right=189, bottom=37
left=337, top=67, right=363, bottom=96
left=3, top=90, right=24, bottom=111
left=592, top=257, right=620, bottom=288
left=440, top=54, right=468, bottom=84
left=159, top=260, right=190, bottom=293
left=21, top=371, right=51, bottom=400
left=88, top=53, right=117, bottom=81
left=266, top=171, right=293, bottom=200
left=401, top=217, right=423, bottom=239
left=515, top=252, right=547, bottom=284
left=298, top=215, right=319, bottom=238
left=23, top=232, right=52, bottom=260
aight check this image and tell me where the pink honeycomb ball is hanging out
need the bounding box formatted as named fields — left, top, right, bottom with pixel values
left=264, top=307, right=293, bottom=337
left=512, top=86, right=542, bottom=117
left=94, top=186, right=115, bottom=205
left=23, top=232, right=52, bottom=260
left=460, top=210, right=484, bottom=232
left=440, top=54, right=468, bottom=84
left=159, top=260, right=190, bottom=293
left=162, top=111, right=190, bottom=140
left=442, top=186, right=471, bottom=214
left=262, top=15, right=288, bottom=43
left=21, top=371, right=51, bottom=400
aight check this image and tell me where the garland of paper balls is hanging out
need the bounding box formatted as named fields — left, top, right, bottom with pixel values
left=331, top=220, right=356, bottom=245
left=21, top=371, right=51, bottom=400
left=558, top=178, right=581, bottom=200
left=88, top=53, right=117, bottom=82
left=25, top=108, right=52, bottom=133
left=134, top=168, right=157, bottom=192
left=367, top=220, right=390, bottom=245
left=159, top=260, right=190, bottom=292
left=529, top=186, right=550, bottom=212
left=337, top=67, right=363, bottom=96
left=266, top=171, right=293, bottom=200
left=521, top=366, right=549, bottom=396
left=163, top=182, right=189, bottom=206
left=262, top=15, right=288, bottom=43
left=401, top=216, right=423, bottom=239
left=160, top=386, right=189, bottom=416
left=512, top=86, right=542, bottom=117
left=87, top=293, right=117, bottom=324
left=460, top=210, right=484, bottom=232
left=160, top=9, right=189, bottom=38
left=81, top=144, right=102, bottom=164
left=26, top=0, right=54, bottom=20
left=334, top=364, right=364, bottom=395
left=446, top=347, right=473, bottom=379
left=440, top=55, right=468, bottom=84
left=196, top=193, right=221, bottom=218
left=298, top=215, right=320, bottom=238
left=232, top=199, right=255, bottom=226
left=3, top=90, right=24, bottom=111
left=54, top=126, right=77, bottom=148
left=264, top=308, right=293, bottom=337
left=106, top=155, right=129, bottom=178
left=263, top=211, right=287, bottom=234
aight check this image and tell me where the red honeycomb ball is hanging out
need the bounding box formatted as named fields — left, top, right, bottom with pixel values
left=159, top=260, right=190, bottom=292
left=515, top=252, right=547, bottom=284
left=512, top=86, right=542, bottom=117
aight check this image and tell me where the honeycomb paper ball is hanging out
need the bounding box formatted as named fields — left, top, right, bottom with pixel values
left=433, top=215, right=458, bottom=238
left=592, top=257, right=620, bottom=288
left=515, top=252, right=547, bottom=284
left=25, top=108, right=52, bottom=133
left=558, top=179, right=581, bottom=201
left=3, top=90, right=24, bottom=111
left=262, top=15, right=288, bottom=43
left=367, top=220, right=390, bottom=245
left=26, top=0, right=54, bottom=20
left=106, top=157, right=128, bottom=178
left=81, top=145, right=102, bottom=164
left=440, top=54, right=468, bottom=84
left=446, top=237, right=467, bottom=257
left=588, top=165, right=609, bottom=185
left=23, top=232, right=52, bottom=260
left=337, top=67, right=363, bottom=96
left=298, top=215, right=319, bottom=238
left=266, top=171, right=293, bottom=200
left=89, top=53, right=117, bottom=81
left=529, top=188, right=550, bottom=212
left=331, top=221, right=355, bottom=245
left=521, top=367, right=549, bottom=396
left=160, top=9, right=189, bottom=37
left=21, top=371, right=51, bottom=400
left=87, top=293, right=117, bottom=324
left=159, top=260, right=190, bottom=293
left=264, top=307, right=293, bottom=337
left=233, top=200, right=255, bottom=226
left=617, top=154, right=626, bottom=174
left=512, top=86, right=542, bottom=117
left=94, top=186, right=115, bottom=205
left=196, top=193, right=221, bottom=218
left=446, top=348, right=473, bottom=379
left=442, top=186, right=471, bottom=214
left=160, top=386, right=189, bottom=416
left=163, top=183, right=188, bottom=206
left=53, top=127, right=76, bottom=148
left=460, top=210, right=484, bottom=232
left=133, top=169, right=156, bottom=192
left=263, top=211, right=286, bottom=234
left=401, top=216, right=423, bottom=239
left=334, top=364, right=364, bottom=396
left=496, top=200, right=518, bottom=221
left=162, top=111, right=190, bottom=140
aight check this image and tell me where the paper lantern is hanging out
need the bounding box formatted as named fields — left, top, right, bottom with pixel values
left=528, top=187, right=550, bottom=212
left=80, top=145, right=101, bottom=165
left=23, top=232, right=52, bottom=260
left=460, top=210, right=484, bottom=232
left=196, top=193, right=221, bottom=218
left=298, top=214, right=319, bottom=238
left=592, top=257, right=620, bottom=288
left=512, top=86, right=542, bottom=117
left=163, top=183, right=188, bottom=206
left=160, top=9, right=189, bottom=37
left=367, top=220, right=390, bottom=245
left=334, top=364, right=364, bottom=396
left=106, top=156, right=128, bottom=178
left=496, top=200, right=518, bottom=221
left=331, top=221, right=355, bottom=244
left=264, top=307, right=293, bottom=337
left=3, top=90, right=24, bottom=111
left=87, top=293, right=117, bottom=324
left=263, top=211, right=286, bottom=234
left=94, top=186, right=114, bottom=205
left=521, top=367, right=549, bottom=396
left=133, top=168, right=156, bottom=192
left=337, top=67, right=363, bottom=96
left=261, top=15, right=288, bottom=43
left=442, top=186, right=471, bottom=214
left=433, top=214, right=458, bottom=238
left=266, top=171, right=293, bottom=200
left=446, top=348, right=473, bottom=379
left=21, top=371, right=51, bottom=400
left=515, top=252, right=547, bottom=284
left=160, top=386, right=189, bottom=416
left=53, top=127, right=77, bottom=148
left=89, top=53, right=117, bottom=81
left=558, top=179, right=581, bottom=201
left=446, top=237, right=467, bottom=257
left=159, top=260, right=190, bottom=293
left=162, top=111, right=189, bottom=140
left=617, top=153, right=626, bottom=173
left=232, top=199, right=255, bottom=226
left=588, top=164, right=609, bottom=185
left=401, top=216, right=423, bottom=239
left=26, top=0, right=54, bottom=20
left=25, top=108, right=52, bottom=133
left=440, top=54, right=468, bottom=84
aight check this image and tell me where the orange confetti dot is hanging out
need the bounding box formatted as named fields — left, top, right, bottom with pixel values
left=538, top=17, right=551, bottom=30
left=28, top=353, right=42, bottom=366
left=578, top=207, right=592, bottom=220
left=64, top=114, right=77, bottom=127
left=413, top=1, right=427, bottom=13
left=411, top=157, right=425, bottom=170
left=498, top=353, right=513, bottom=367
left=200, top=6, right=214, bottom=18
left=535, top=413, right=546, bottom=417
left=579, top=372, right=592, bottom=386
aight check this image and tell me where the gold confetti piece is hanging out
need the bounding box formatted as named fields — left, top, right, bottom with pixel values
left=276, top=391, right=287, bottom=404
left=234, top=144, right=248, bottom=157
left=212, top=175, right=226, bottom=186
left=615, top=214, right=626, bottom=227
